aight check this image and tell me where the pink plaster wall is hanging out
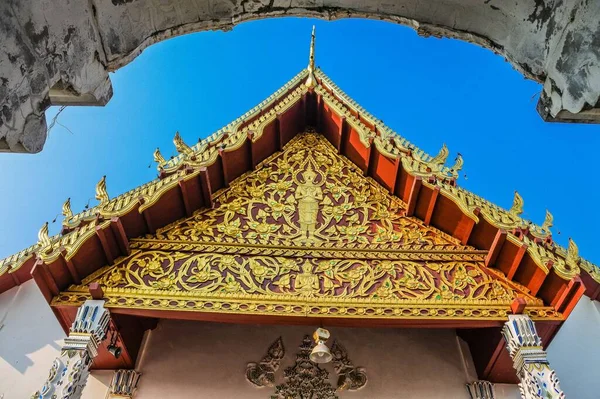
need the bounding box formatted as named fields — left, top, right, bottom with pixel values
left=136, top=320, right=477, bottom=399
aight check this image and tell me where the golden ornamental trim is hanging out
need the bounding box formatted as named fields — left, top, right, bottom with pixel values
left=130, top=239, right=488, bottom=261
left=51, top=291, right=560, bottom=322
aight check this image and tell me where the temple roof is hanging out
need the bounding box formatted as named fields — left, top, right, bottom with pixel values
left=0, top=29, right=597, bottom=309
left=52, top=132, right=560, bottom=323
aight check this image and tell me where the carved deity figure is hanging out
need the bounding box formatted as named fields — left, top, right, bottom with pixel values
left=294, top=262, right=320, bottom=296
left=294, top=165, right=323, bottom=243
left=246, top=337, right=285, bottom=388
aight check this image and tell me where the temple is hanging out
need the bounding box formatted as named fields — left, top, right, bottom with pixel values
left=1, top=28, right=599, bottom=399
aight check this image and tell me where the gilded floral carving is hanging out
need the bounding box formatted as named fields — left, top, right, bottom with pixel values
left=152, top=133, right=460, bottom=250
left=88, top=250, right=533, bottom=306
left=54, top=133, right=561, bottom=321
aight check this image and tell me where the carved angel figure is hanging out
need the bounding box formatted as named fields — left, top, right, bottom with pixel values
left=294, top=164, right=323, bottom=243
left=246, top=337, right=285, bottom=388
left=330, top=340, right=367, bottom=391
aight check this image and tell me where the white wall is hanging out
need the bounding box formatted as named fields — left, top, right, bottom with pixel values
left=135, top=320, right=518, bottom=399
left=0, top=280, right=109, bottom=399
left=0, top=280, right=526, bottom=399
left=547, top=296, right=600, bottom=399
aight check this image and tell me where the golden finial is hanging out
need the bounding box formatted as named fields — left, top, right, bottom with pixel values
left=173, top=131, right=193, bottom=156
left=566, top=238, right=580, bottom=266
left=154, top=147, right=166, bottom=169
left=62, top=198, right=73, bottom=219
left=305, top=26, right=317, bottom=89
left=38, top=222, right=52, bottom=249
left=509, top=191, right=524, bottom=217
left=430, top=143, right=449, bottom=167
left=95, top=175, right=109, bottom=205
left=541, top=209, right=553, bottom=231
left=450, top=153, right=463, bottom=172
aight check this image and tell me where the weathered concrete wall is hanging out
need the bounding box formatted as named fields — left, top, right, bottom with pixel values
left=134, top=320, right=520, bottom=398
left=0, top=0, right=599, bottom=153
left=0, top=280, right=111, bottom=399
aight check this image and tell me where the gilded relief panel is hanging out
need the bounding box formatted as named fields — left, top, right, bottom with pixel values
left=90, top=250, right=523, bottom=303
left=147, top=132, right=461, bottom=250
left=53, top=133, right=560, bottom=321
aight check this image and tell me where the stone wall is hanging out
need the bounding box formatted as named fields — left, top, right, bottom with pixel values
left=1, top=0, right=599, bottom=153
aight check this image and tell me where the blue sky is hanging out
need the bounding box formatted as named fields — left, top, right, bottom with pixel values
left=1, top=18, right=599, bottom=264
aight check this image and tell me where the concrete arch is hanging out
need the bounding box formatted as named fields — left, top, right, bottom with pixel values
left=1, top=0, right=599, bottom=153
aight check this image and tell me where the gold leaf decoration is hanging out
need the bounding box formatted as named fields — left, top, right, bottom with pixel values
left=173, top=131, right=193, bottom=157
left=509, top=191, right=524, bottom=217
left=153, top=133, right=459, bottom=250
left=542, top=210, right=553, bottom=231
left=62, top=198, right=73, bottom=219
left=38, top=222, right=52, bottom=249
left=54, top=133, right=560, bottom=322
left=95, top=175, right=109, bottom=205
left=451, top=153, right=463, bottom=173
left=429, top=143, right=449, bottom=168
left=153, top=148, right=166, bottom=169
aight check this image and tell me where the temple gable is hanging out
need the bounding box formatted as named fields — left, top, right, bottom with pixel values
left=55, top=133, right=557, bottom=322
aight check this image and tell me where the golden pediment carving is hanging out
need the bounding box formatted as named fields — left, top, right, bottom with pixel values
left=150, top=132, right=461, bottom=251
left=78, top=250, right=534, bottom=304
left=53, top=133, right=560, bottom=321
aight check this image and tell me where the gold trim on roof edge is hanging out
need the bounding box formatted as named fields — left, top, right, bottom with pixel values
left=1, top=68, right=596, bottom=286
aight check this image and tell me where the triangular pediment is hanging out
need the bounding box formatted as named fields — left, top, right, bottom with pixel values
left=56, top=132, right=558, bottom=322
left=151, top=131, right=461, bottom=251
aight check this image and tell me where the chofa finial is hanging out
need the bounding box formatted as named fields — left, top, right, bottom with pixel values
left=566, top=238, right=579, bottom=266
left=450, top=153, right=463, bottom=172
left=62, top=198, right=73, bottom=219
left=305, top=26, right=317, bottom=88
left=154, top=147, right=166, bottom=169
left=95, top=175, right=109, bottom=206
left=541, top=209, right=553, bottom=231
left=174, top=131, right=193, bottom=156
left=429, top=143, right=449, bottom=169
left=38, top=222, right=52, bottom=249
left=509, top=191, right=524, bottom=217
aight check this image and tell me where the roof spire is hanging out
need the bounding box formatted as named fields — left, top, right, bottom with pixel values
left=305, top=26, right=317, bottom=88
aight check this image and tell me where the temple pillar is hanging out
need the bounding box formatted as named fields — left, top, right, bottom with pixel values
left=501, top=315, right=565, bottom=399
left=466, top=381, right=495, bottom=398
left=32, top=300, right=110, bottom=399
left=109, top=370, right=142, bottom=398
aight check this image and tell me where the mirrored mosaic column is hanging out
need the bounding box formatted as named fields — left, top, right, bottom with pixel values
left=109, top=369, right=142, bottom=398
left=466, top=380, right=496, bottom=398
left=32, top=300, right=110, bottom=399
left=502, top=314, right=565, bottom=399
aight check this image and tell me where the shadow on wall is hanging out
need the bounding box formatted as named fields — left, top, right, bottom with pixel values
left=547, top=296, right=600, bottom=399
left=0, top=280, right=64, bottom=374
